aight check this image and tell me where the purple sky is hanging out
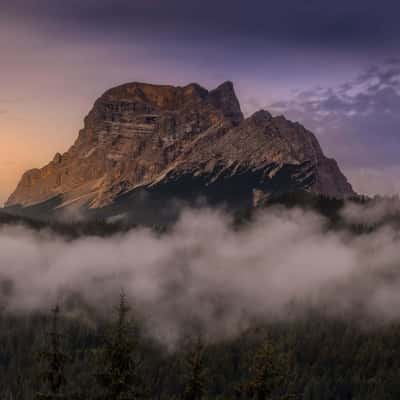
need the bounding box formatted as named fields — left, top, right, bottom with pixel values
left=1, top=0, right=400, bottom=203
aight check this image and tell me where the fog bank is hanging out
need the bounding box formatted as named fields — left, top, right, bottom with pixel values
left=1, top=206, right=400, bottom=345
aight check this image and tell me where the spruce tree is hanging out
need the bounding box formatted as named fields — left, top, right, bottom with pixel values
left=182, top=338, right=207, bottom=400
left=244, top=335, right=287, bottom=400
left=35, top=305, right=68, bottom=400
left=95, top=290, right=144, bottom=400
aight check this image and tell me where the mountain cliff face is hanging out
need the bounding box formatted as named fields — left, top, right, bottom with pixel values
left=6, top=81, right=354, bottom=220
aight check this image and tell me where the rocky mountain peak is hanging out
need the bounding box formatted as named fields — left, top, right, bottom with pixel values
left=6, top=80, right=354, bottom=221
left=248, top=110, right=273, bottom=124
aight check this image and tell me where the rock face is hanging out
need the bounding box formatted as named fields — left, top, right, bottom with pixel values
left=6, top=81, right=354, bottom=220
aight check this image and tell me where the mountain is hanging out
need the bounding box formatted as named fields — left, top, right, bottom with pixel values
left=5, top=81, right=354, bottom=222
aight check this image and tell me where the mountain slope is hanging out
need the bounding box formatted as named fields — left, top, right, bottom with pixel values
left=6, top=81, right=354, bottom=220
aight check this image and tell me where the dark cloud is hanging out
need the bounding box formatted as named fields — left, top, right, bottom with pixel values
left=1, top=0, right=400, bottom=50
left=269, top=59, right=400, bottom=170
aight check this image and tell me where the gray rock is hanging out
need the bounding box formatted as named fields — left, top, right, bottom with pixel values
left=6, top=81, right=354, bottom=213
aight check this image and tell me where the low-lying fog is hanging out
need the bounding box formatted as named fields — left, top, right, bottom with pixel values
left=2, top=202, right=400, bottom=346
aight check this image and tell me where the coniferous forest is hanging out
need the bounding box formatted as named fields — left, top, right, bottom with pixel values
left=3, top=296, right=400, bottom=399
left=2, top=194, right=400, bottom=399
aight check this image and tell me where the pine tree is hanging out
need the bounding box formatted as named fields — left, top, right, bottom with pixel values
left=35, top=305, right=68, bottom=400
left=244, top=335, right=287, bottom=400
left=182, top=338, right=207, bottom=400
left=95, top=290, right=144, bottom=400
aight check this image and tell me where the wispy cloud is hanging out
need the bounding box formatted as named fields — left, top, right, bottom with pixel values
left=268, top=60, right=400, bottom=196
left=271, top=59, right=400, bottom=118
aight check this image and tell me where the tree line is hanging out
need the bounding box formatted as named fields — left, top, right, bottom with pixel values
left=31, top=292, right=287, bottom=400
left=3, top=292, right=400, bottom=399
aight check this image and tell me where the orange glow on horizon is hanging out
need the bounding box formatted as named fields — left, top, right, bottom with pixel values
left=0, top=115, right=80, bottom=206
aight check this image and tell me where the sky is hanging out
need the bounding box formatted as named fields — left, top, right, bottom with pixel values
left=1, top=0, right=400, bottom=204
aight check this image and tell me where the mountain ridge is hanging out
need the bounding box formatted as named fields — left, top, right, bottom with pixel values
left=6, top=80, right=354, bottom=221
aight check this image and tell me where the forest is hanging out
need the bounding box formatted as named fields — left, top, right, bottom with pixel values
left=1, top=193, right=400, bottom=399
left=2, top=293, right=400, bottom=399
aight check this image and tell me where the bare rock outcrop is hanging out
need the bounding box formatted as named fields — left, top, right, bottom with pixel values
left=6, top=81, right=354, bottom=217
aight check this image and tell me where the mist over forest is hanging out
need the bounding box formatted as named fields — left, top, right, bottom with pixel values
left=0, top=195, right=400, bottom=399
left=2, top=197, right=400, bottom=343
left=1, top=195, right=400, bottom=399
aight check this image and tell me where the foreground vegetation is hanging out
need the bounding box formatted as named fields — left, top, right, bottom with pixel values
left=2, top=295, right=400, bottom=400
left=2, top=193, right=400, bottom=399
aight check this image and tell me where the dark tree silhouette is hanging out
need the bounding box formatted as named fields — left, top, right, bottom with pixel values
left=182, top=338, right=207, bottom=400
left=35, top=305, right=68, bottom=400
left=95, top=290, right=144, bottom=400
left=244, top=335, right=287, bottom=400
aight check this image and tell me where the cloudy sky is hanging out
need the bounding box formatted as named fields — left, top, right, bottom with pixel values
left=1, top=0, right=400, bottom=204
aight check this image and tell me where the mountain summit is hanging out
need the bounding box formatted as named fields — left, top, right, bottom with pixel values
left=6, top=81, right=354, bottom=221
